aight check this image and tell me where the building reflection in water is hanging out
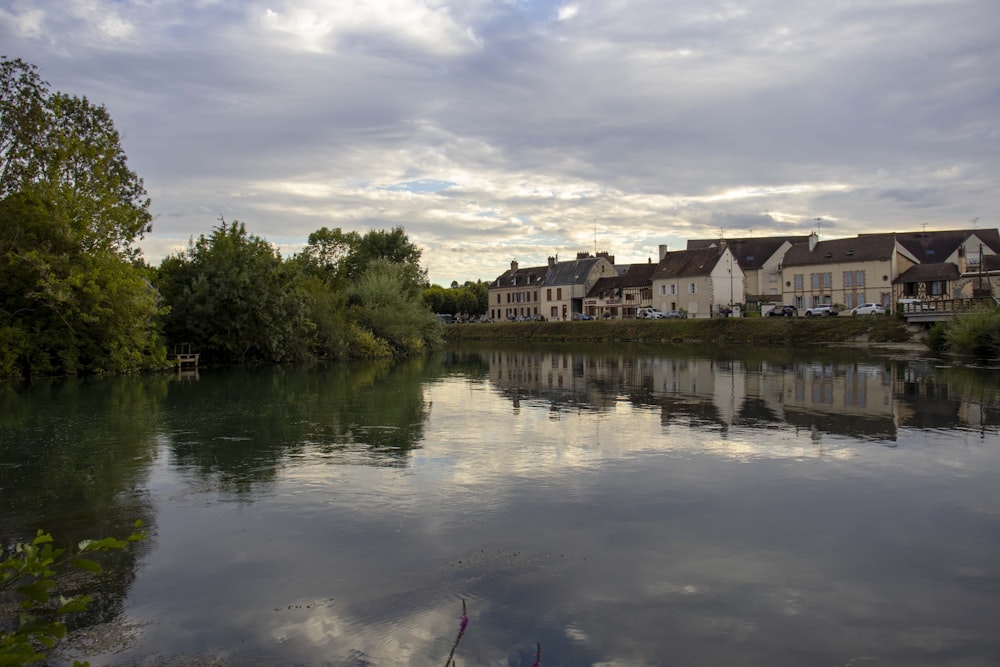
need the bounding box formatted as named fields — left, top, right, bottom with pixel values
left=482, top=348, right=1000, bottom=441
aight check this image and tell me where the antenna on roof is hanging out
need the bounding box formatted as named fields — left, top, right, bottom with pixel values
left=814, top=217, right=823, bottom=235
left=973, top=217, right=980, bottom=230
left=594, top=218, right=598, bottom=255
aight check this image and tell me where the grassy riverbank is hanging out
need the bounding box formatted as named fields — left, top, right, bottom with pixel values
left=442, top=316, right=919, bottom=346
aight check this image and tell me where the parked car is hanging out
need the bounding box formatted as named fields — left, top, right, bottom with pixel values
left=572, top=312, right=594, bottom=320
left=803, top=305, right=835, bottom=317
left=636, top=307, right=667, bottom=319
left=664, top=310, right=687, bottom=319
left=851, top=303, right=886, bottom=316
left=767, top=305, right=797, bottom=317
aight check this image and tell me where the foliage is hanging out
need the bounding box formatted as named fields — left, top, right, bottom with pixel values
left=0, top=192, right=167, bottom=377
left=348, top=258, right=442, bottom=355
left=423, top=281, right=488, bottom=317
left=930, top=307, right=1000, bottom=360
left=0, top=521, right=146, bottom=666
left=0, top=57, right=162, bottom=378
left=0, top=57, right=151, bottom=259
left=155, top=220, right=313, bottom=364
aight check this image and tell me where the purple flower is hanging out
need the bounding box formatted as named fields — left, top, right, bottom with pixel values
left=459, top=614, right=469, bottom=632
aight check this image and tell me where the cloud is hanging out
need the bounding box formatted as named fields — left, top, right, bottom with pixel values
left=1, top=0, right=997, bottom=284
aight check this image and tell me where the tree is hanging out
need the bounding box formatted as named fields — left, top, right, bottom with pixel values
left=348, top=258, right=441, bottom=355
left=0, top=191, right=166, bottom=377
left=155, top=220, right=312, bottom=364
left=340, top=226, right=424, bottom=284
left=0, top=57, right=161, bottom=377
left=0, top=57, right=151, bottom=259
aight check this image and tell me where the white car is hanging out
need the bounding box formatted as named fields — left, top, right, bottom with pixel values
left=803, top=306, right=835, bottom=317
left=636, top=308, right=666, bottom=319
left=851, top=303, right=886, bottom=316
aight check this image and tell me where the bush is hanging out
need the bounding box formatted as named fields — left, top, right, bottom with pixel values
left=939, top=308, right=1000, bottom=360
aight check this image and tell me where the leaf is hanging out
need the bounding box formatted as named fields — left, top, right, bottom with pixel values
left=71, top=558, right=103, bottom=574
left=57, top=595, right=93, bottom=615
left=31, top=531, right=53, bottom=545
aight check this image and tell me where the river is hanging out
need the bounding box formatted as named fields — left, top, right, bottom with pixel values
left=1, top=344, right=999, bottom=666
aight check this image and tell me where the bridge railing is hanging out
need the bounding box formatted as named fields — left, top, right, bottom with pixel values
left=900, top=297, right=999, bottom=315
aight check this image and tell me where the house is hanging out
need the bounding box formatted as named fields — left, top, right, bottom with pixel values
left=779, top=232, right=919, bottom=310
left=887, top=229, right=1000, bottom=301
left=688, top=236, right=808, bottom=304
left=583, top=262, right=657, bottom=319
left=540, top=252, right=617, bottom=320
left=488, top=260, right=549, bottom=321
left=650, top=244, right=744, bottom=318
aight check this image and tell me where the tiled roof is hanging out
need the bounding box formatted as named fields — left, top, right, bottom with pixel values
left=782, top=235, right=900, bottom=267
left=651, top=247, right=725, bottom=280
left=876, top=229, right=1000, bottom=262
left=542, top=257, right=609, bottom=286
left=687, top=236, right=809, bottom=269
left=894, top=263, right=961, bottom=284
left=491, top=265, right=549, bottom=288
left=586, top=263, right=656, bottom=297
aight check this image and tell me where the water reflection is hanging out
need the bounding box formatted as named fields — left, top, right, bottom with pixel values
left=2, top=347, right=998, bottom=666
left=470, top=346, right=1000, bottom=441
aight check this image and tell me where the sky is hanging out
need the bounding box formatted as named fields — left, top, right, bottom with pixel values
left=2, top=0, right=998, bottom=286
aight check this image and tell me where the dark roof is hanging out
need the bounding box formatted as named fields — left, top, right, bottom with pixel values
left=687, top=236, right=810, bottom=270
left=543, top=257, right=610, bottom=286
left=985, top=255, right=1000, bottom=272
left=876, top=229, right=1000, bottom=262
left=782, top=235, right=901, bottom=267
left=651, top=246, right=725, bottom=280
left=894, top=263, right=961, bottom=284
left=585, top=263, right=656, bottom=297
left=491, top=264, right=549, bottom=288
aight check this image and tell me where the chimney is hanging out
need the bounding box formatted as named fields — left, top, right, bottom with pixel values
left=658, top=244, right=669, bottom=260
left=511, top=259, right=518, bottom=272
left=547, top=256, right=556, bottom=267
left=808, top=231, right=818, bottom=252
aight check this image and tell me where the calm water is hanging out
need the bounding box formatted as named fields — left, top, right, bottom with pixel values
left=2, top=344, right=999, bottom=666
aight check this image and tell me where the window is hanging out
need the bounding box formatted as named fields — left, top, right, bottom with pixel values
left=855, top=271, right=865, bottom=287
left=794, top=274, right=804, bottom=290
left=546, top=288, right=552, bottom=301
left=844, top=271, right=853, bottom=288
left=556, top=288, right=562, bottom=300
left=811, top=273, right=819, bottom=289
left=930, top=281, right=944, bottom=295
left=670, top=284, right=678, bottom=295
left=823, top=273, right=832, bottom=288
left=659, top=284, right=667, bottom=296
left=688, top=283, right=697, bottom=294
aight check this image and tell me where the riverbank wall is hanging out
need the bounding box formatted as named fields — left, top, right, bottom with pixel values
left=442, top=317, right=920, bottom=347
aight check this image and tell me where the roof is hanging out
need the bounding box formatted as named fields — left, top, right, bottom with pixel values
left=585, top=263, right=656, bottom=297
left=894, top=263, right=961, bottom=284
left=491, top=264, right=548, bottom=288
left=875, top=229, right=1000, bottom=262
left=651, top=246, right=726, bottom=280
left=781, top=235, right=905, bottom=267
left=687, top=236, right=809, bottom=270
left=542, top=256, right=610, bottom=286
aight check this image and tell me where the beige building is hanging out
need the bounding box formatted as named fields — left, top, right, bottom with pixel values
left=779, top=233, right=918, bottom=310
left=488, top=260, right=548, bottom=321
left=650, top=244, right=744, bottom=318
left=540, top=253, right=616, bottom=321
left=688, top=236, right=808, bottom=304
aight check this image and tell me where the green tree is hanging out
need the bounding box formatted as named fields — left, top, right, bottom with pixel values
left=155, top=220, right=312, bottom=364
left=0, top=57, right=161, bottom=377
left=340, top=226, right=424, bottom=284
left=349, top=258, right=441, bottom=355
left=0, top=192, right=165, bottom=377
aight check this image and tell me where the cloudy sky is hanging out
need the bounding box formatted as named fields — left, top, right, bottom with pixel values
left=2, top=0, right=997, bottom=285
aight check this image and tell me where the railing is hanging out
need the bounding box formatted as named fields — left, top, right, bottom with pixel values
left=900, top=297, right=999, bottom=316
